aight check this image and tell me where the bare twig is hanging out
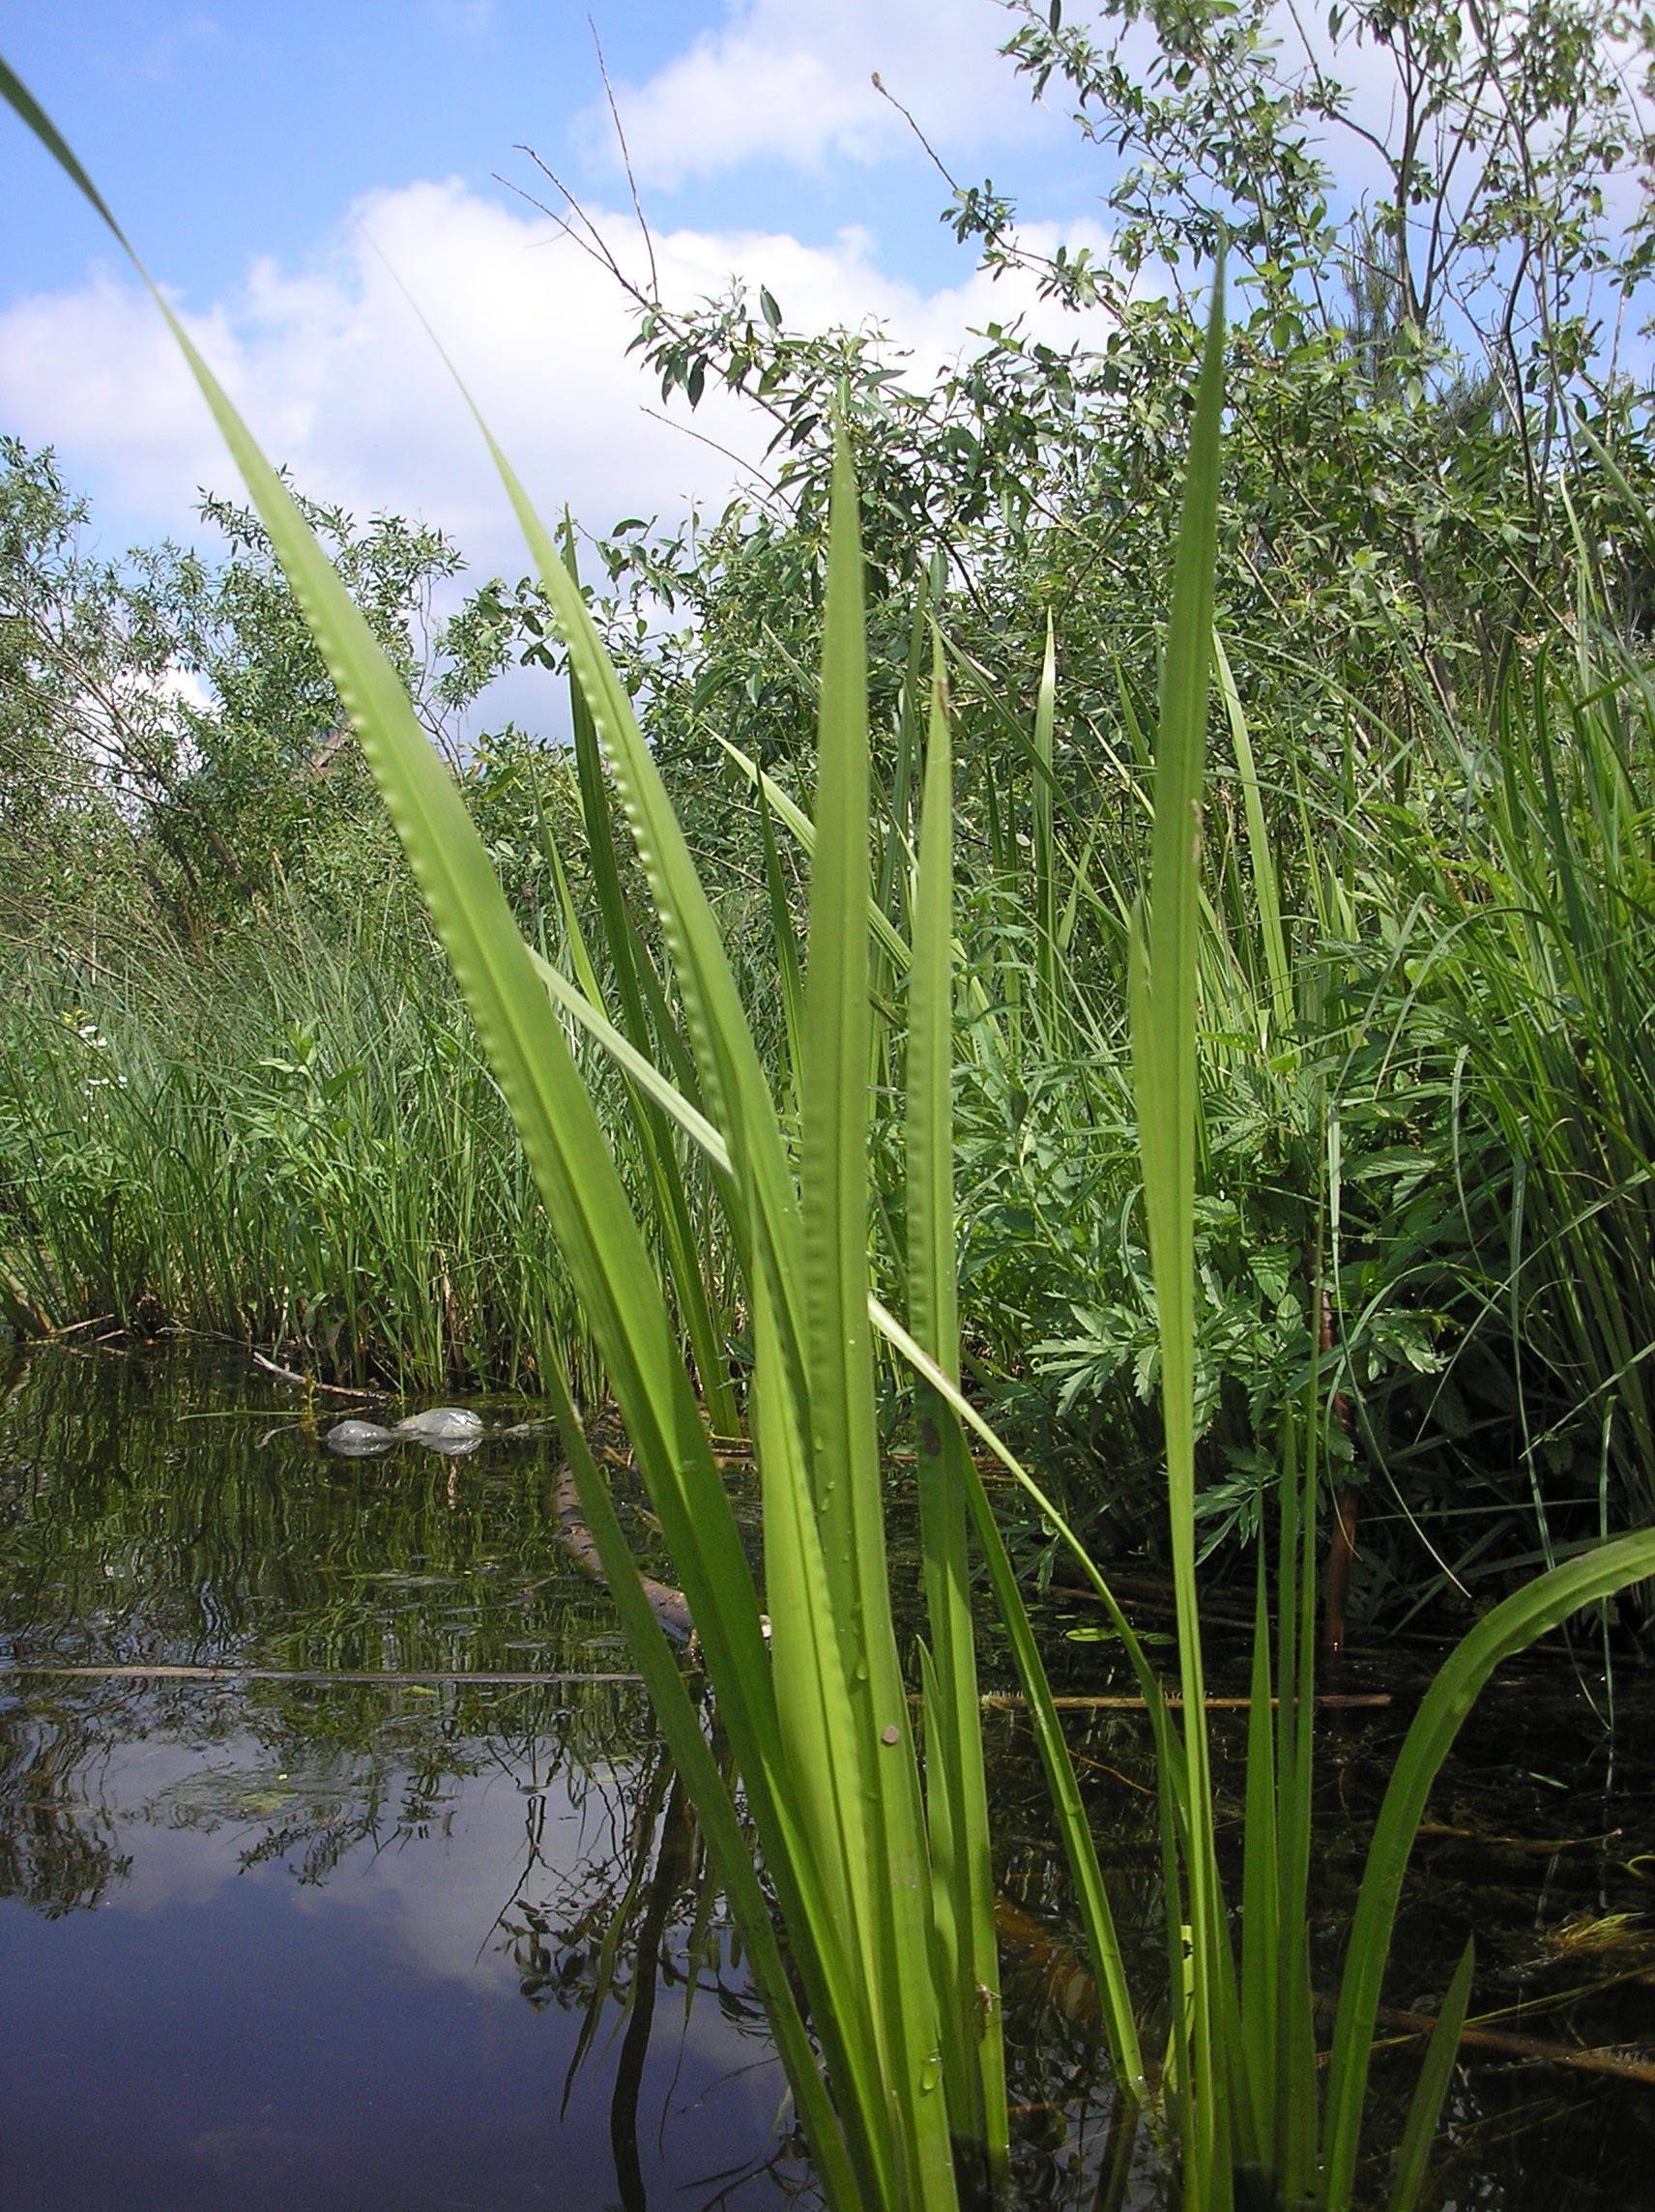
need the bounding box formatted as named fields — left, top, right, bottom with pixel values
left=993, top=1902, right=1655, bottom=2086
left=1415, top=1819, right=1624, bottom=1855
left=870, top=71, right=963, bottom=195
left=590, top=15, right=658, bottom=301
left=1330, top=1994, right=1655, bottom=2087
left=500, top=153, right=634, bottom=287
left=43, top=1314, right=115, bottom=1338
left=639, top=404, right=776, bottom=494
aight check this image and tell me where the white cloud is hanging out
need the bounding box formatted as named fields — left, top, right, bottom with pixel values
left=0, top=268, right=241, bottom=528
left=0, top=177, right=1114, bottom=562
left=592, top=0, right=1051, bottom=187
left=0, top=176, right=1117, bottom=729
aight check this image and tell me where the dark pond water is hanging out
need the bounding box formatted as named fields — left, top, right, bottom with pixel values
left=0, top=1345, right=1651, bottom=2211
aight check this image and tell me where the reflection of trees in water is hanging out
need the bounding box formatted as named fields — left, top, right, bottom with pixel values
left=0, top=1347, right=1156, bottom=2205
left=0, top=1672, right=665, bottom=1898
left=0, top=1343, right=646, bottom=1679
left=0, top=1341, right=672, bottom=1909
left=498, top=1728, right=766, bottom=2040
left=9, top=1352, right=1655, bottom=2207
left=495, top=1724, right=810, bottom=2212
left=0, top=1688, right=131, bottom=1914
left=0, top=1665, right=802, bottom=2205
left=0, top=1341, right=679, bottom=1939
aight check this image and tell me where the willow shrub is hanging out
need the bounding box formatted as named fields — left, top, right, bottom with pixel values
left=11, top=63, right=1655, bottom=2212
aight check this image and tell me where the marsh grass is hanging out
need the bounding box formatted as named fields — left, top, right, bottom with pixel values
left=0, top=859, right=762, bottom=1397
left=0, top=912, right=591, bottom=1389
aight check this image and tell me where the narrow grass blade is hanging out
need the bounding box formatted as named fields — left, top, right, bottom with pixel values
left=1323, top=1529, right=1655, bottom=2212
left=1033, top=612, right=1059, bottom=1036
left=1275, top=1398, right=1321, bottom=2202
left=1236, top=1545, right=1278, bottom=2171
left=528, top=906, right=1166, bottom=2091
left=1213, top=627, right=1292, bottom=1050
left=465, top=414, right=816, bottom=1432
left=755, top=771, right=806, bottom=1102
left=525, top=950, right=731, bottom=1170
left=559, top=526, right=740, bottom=1436
left=874, top=562, right=931, bottom=942
left=712, top=730, right=915, bottom=975
left=1387, top=1939, right=1474, bottom=2212
left=801, top=433, right=953, bottom=2205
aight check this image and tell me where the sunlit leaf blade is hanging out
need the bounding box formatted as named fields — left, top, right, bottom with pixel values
left=1213, top=628, right=1292, bottom=1050
left=526, top=949, right=731, bottom=1170
left=437, top=413, right=931, bottom=2205
left=1236, top=1548, right=1278, bottom=2171
left=755, top=771, right=806, bottom=1102
left=558, top=525, right=740, bottom=1436
left=1275, top=1402, right=1321, bottom=2203
left=712, top=730, right=915, bottom=974
left=460, top=412, right=815, bottom=1435
left=801, top=432, right=953, bottom=2205
left=862, top=1297, right=1152, bottom=2100
left=1033, top=611, right=1059, bottom=1033
left=958, top=1443, right=1148, bottom=2101
left=1129, top=259, right=1230, bottom=2206
left=537, top=1372, right=857, bottom=2207
left=907, top=646, right=1007, bottom=2175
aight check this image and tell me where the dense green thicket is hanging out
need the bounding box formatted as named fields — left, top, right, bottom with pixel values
left=5, top=0, right=1655, bottom=1623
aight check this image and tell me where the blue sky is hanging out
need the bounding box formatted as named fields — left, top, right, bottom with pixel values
left=0, top=1, right=1106, bottom=584
left=2, top=2, right=1086, bottom=307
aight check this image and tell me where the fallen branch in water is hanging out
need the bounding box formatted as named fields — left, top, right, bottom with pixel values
left=250, top=1348, right=385, bottom=1401
left=979, top=1691, right=1391, bottom=1712
left=553, top=1463, right=695, bottom=1641
left=1324, top=1994, right=1655, bottom=2086
left=1416, top=1819, right=1623, bottom=1854
left=544, top=1462, right=1395, bottom=1698
left=996, top=1898, right=1655, bottom=2085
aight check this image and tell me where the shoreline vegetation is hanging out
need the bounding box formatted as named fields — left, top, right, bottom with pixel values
left=7, top=587, right=1655, bottom=1634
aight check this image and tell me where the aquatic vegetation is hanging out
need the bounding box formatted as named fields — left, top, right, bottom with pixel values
left=8, top=57, right=1655, bottom=2212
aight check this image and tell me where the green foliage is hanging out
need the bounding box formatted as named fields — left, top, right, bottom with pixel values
left=1119, top=268, right=1655, bottom=2212
left=8, top=0, right=1654, bottom=1611
left=0, top=437, right=491, bottom=932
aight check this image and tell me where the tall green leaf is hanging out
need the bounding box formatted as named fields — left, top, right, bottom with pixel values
left=1323, top=1529, right=1655, bottom=2212
left=907, top=645, right=1007, bottom=2179
left=799, top=434, right=954, bottom=2206
left=1387, top=1940, right=1474, bottom=2212
left=1033, top=611, right=1059, bottom=1035
left=1129, top=259, right=1231, bottom=2207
